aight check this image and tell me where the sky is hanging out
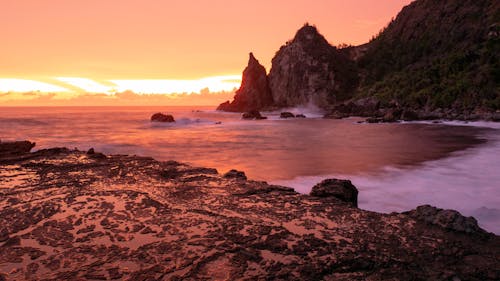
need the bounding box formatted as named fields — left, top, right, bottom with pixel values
left=0, top=0, right=413, bottom=106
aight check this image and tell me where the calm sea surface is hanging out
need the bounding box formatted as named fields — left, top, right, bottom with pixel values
left=1, top=106, right=499, bottom=233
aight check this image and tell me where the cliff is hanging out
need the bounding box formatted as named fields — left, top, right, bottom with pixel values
left=220, top=0, right=499, bottom=119
left=1, top=141, right=499, bottom=280
left=267, top=24, right=358, bottom=109
left=217, top=53, right=273, bottom=112
left=357, top=0, right=500, bottom=114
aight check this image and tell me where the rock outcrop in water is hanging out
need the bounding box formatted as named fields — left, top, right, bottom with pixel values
left=241, top=110, right=267, bottom=120
left=268, top=24, right=358, bottom=109
left=151, top=113, right=175, bottom=122
left=217, top=53, right=273, bottom=112
left=0, top=142, right=499, bottom=280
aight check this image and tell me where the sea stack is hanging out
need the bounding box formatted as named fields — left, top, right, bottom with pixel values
left=217, top=53, right=273, bottom=112
left=268, top=24, right=358, bottom=109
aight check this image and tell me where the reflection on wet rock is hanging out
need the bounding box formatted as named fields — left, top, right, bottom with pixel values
left=0, top=143, right=499, bottom=280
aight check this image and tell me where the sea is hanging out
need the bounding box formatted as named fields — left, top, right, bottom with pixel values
left=1, top=106, right=499, bottom=234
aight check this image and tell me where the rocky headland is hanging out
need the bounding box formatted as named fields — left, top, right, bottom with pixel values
left=1, top=141, right=499, bottom=280
left=218, top=0, right=499, bottom=121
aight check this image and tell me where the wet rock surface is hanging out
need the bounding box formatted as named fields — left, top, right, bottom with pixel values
left=280, top=112, right=295, bottom=119
left=0, top=141, right=36, bottom=157
left=241, top=110, right=267, bottom=120
left=403, top=205, right=487, bottom=235
left=0, top=144, right=499, bottom=280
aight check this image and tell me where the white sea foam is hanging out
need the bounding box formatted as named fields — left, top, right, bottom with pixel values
left=264, top=102, right=326, bottom=119
left=271, top=122, right=500, bottom=234
left=2, top=107, right=498, bottom=234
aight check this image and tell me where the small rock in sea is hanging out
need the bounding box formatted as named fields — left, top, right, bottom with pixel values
left=310, top=178, right=358, bottom=207
left=295, top=114, right=306, bottom=118
left=223, top=169, right=247, bottom=180
left=280, top=112, right=295, bottom=118
left=215, top=121, right=222, bottom=125
left=151, top=113, right=175, bottom=122
left=242, top=110, right=267, bottom=120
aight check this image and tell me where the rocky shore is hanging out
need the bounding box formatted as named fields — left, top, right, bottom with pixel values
left=1, top=141, right=499, bottom=280
left=324, top=97, right=500, bottom=122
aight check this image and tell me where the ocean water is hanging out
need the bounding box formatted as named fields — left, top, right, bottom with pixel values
left=1, top=106, right=499, bottom=234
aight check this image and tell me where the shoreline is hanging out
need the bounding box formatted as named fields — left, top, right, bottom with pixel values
left=1, top=141, right=499, bottom=280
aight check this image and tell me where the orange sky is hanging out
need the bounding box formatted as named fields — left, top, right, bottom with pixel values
left=0, top=0, right=413, bottom=105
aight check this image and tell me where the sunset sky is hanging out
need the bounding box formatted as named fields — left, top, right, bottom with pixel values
left=0, top=0, right=413, bottom=105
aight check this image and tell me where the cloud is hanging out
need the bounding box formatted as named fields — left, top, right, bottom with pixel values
left=56, top=77, right=113, bottom=94
left=22, top=92, right=38, bottom=96
left=0, top=79, right=70, bottom=93
left=0, top=88, right=236, bottom=106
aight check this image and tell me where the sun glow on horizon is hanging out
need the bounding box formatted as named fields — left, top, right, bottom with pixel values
left=110, top=75, right=241, bottom=94
left=0, top=79, right=71, bottom=93
left=0, top=75, right=241, bottom=96
left=56, top=77, right=115, bottom=94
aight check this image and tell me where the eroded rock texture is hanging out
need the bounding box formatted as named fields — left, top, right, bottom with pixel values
left=0, top=144, right=499, bottom=280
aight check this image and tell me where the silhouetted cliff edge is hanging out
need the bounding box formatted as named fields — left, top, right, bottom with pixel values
left=219, top=0, right=500, bottom=120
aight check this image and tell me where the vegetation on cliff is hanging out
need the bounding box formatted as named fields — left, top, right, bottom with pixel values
left=357, top=0, right=500, bottom=111
left=219, top=0, right=499, bottom=118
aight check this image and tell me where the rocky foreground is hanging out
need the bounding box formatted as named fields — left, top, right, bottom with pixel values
left=0, top=142, right=499, bottom=280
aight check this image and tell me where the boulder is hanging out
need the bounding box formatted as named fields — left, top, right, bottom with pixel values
left=0, top=140, right=36, bottom=156
left=223, top=169, right=247, bottom=180
left=280, top=112, right=295, bottom=118
left=86, top=148, right=106, bottom=159
left=403, top=205, right=487, bottom=234
left=310, top=179, right=358, bottom=207
left=295, top=114, right=306, bottom=118
left=242, top=110, right=267, bottom=120
left=151, top=113, right=175, bottom=122
left=217, top=53, right=274, bottom=112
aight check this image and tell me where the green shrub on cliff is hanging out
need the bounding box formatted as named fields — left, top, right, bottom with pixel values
left=357, top=0, right=500, bottom=111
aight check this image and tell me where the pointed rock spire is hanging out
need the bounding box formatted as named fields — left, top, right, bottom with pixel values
left=217, top=53, right=273, bottom=112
